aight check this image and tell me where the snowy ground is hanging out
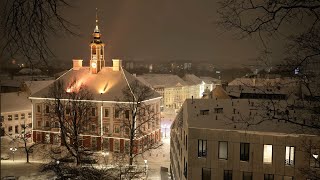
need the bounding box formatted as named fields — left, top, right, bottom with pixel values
left=1, top=137, right=171, bottom=179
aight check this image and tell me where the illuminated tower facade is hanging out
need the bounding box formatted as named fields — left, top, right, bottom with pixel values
left=90, top=10, right=105, bottom=74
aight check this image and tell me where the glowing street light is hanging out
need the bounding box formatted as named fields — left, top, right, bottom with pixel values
left=144, top=159, right=148, bottom=175
left=9, top=147, right=17, bottom=161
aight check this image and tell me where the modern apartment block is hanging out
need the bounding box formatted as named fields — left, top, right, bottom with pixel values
left=170, top=97, right=320, bottom=179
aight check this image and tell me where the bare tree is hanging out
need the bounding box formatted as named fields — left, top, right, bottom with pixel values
left=217, top=0, right=320, bottom=75
left=46, top=79, right=95, bottom=166
left=116, top=80, right=162, bottom=166
left=0, top=0, right=75, bottom=65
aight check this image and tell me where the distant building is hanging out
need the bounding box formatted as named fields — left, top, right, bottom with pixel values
left=29, top=18, right=162, bottom=153
left=137, top=74, right=219, bottom=111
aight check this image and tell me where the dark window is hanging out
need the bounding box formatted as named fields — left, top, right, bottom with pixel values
left=8, top=126, right=12, bottom=132
left=91, top=108, right=96, bottom=116
left=1, top=116, right=4, bottom=122
left=14, top=114, right=19, bottom=120
left=37, top=105, right=41, bottom=113
left=66, top=108, right=70, bottom=115
left=200, top=109, right=209, bottom=115
left=240, top=143, right=250, bottom=161
left=104, top=108, right=109, bottom=118
left=283, top=176, right=293, bottom=180
left=125, top=110, right=130, bottom=119
left=198, top=139, right=207, bottom=157
left=28, top=112, right=32, bottom=118
left=114, top=109, right=120, bottom=118
left=264, top=174, right=274, bottom=180
left=45, top=105, right=49, bottom=113
left=202, top=168, right=211, bottom=180
left=8, top=115, right=12, bottom=121
left=243, top=172, right=252, bottom=180
left=224, top=170, right=232, bottom=180
left=91, top=124, right=96, bottom=132
left=45, top=121, right=50, bottom=127
left=15, top=125, right=19, bottom=133
left=214, top=108, right=223, bottom=113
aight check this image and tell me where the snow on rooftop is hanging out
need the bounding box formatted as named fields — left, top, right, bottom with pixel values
left=137, top=74, right=187, bottom=88
left=182, top=98, right=318, bottom=136
left=24, top=80, right=55, bottom=95
left=30, top=67, right=161, bottom=102
left=1, top=92, right=31, bottom=113
left=182, top=74, right=202, bottom=85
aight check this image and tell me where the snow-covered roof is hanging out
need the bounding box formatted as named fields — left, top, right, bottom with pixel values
left=182, top=98, right=318, bottom=136
left=30, top=67, right=161, bottom=102
left=1, top=92, right=31, bottom=113
left=200, top=76, right=222, bottom=84
left=18, top=68, right=42, bottom=75
left=211, top=85, right=230, bottom=99
left=137, top=74, right=187, bottom=88
left=183, top=74, right=203, bottom=85
left=24, top=80, right=55, bottom=95
left=228, top=77, right=299, bottom=87
left=0, top=79, right=21, bottom=87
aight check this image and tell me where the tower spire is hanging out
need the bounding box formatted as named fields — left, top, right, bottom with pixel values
left=94, top=8, right=99, bottom=33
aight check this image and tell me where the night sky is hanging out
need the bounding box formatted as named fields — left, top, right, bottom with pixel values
left=49, top=0, right=284, bottom=67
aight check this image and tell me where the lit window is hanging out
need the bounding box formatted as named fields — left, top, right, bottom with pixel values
left=8, top=115, right=12, bottom=121
left=14, top=114, right=19, bottom=120
left=285, top=146, right=294, bottom=166
left=202, top=168, right=211, bottom=180
left=21, top=113, right=25, bottom=119
left=219, top=141, right=228, bottom=160
left=224, top=170, right=232, bottom=180
left=240, top=143, right=250, bottom=161
left=198, top=139, right=207, bottom=157
left=45, top=133, right=50, bottom=144
left=243, top=172, right=252, bottom=180
left=283, top=176, right=293, bottom=180
left=263, top=145, right=273, bottom=164
left=264, top=174, right=274, bottom=180
left=310, top=149, right=320, bottom=168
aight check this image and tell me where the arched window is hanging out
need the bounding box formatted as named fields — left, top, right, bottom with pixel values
left=92, top=45, right=96, bottom=55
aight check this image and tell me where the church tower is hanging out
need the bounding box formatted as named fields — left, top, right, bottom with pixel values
left=90, top=9, right=105, bottom=74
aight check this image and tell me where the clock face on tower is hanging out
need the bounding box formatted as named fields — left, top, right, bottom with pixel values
left=91, top=62, right=97, bottom=68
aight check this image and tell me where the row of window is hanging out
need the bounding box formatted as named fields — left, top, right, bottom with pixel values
left=201, top=169, right=293, bottom=180
left=7, top=123, right=32, bottom=134
left=198, top=140, right=320, bottom=168
left=200, top=108, right=223, bottom=115
left=2, top=113, right=32, bottom=121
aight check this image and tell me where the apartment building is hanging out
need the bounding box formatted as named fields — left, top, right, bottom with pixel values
left=170, top=98, right=320, bottom=180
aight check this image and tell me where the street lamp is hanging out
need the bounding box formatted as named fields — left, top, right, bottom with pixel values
left=9, top=147, right=17, bottom=161
left=144, top=159, right=148, bottom=175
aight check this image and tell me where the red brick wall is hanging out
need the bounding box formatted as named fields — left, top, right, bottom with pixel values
left=97, top=137, right=101, bottom=151
left=120, top=139, right=124, bottom=153
left=83, top=136, right=91, bottom=148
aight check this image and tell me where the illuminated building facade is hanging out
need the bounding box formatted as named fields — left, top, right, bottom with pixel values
left=29, top=16, right=162, bottom=153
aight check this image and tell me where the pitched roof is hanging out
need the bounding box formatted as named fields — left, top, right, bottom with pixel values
left=136, top=74, right=187, bottom=88
left=24, top=80, right=55, bottom=95
left=183, top=74, right=203, bottom=85
left=1, top=92, right=31, bottom=113
left=30, top=67, right=161, bottom=102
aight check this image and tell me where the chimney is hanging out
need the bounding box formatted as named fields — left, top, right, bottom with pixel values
left=73, top=59, right=83, bottom=70
left=112, top=59, right=122, bottom=71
